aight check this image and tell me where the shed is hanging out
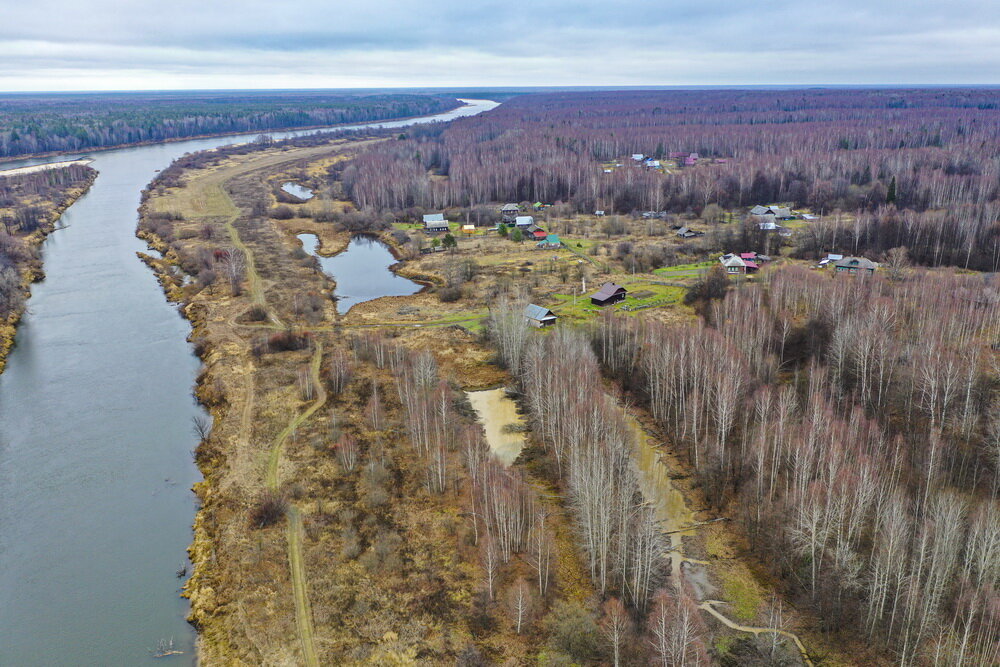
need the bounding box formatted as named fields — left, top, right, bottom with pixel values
left=595, top=210, right=605, bottom=216
left=632, top=153, right=645, bottom=161
left=462, top=224, right=476, bottom=234
left=524, top=304, right=557, bottom=327
left=590, top=282, right=627, bottom=306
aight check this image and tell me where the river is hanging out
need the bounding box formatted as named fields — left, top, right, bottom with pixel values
left=0, top=98, right=498, bottom=666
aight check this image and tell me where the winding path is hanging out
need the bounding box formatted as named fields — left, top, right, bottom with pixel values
left=699, top=600, right=814, bottom=666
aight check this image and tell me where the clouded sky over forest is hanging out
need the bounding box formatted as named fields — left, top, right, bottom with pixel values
left=1, top=0, right=997, bottom=90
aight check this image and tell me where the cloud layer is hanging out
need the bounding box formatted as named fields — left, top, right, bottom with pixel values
left=0, top=0, right=997, bottom=90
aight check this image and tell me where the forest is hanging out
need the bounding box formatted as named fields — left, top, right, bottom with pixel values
left=0, top=91, right=460, bottom=158
left=341, top=89, right=1000, bottom=271
left=590, top=267, right=999, bottom=665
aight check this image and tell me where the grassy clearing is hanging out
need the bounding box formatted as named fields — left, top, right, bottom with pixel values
left=653, top=259, right=716, bottom=276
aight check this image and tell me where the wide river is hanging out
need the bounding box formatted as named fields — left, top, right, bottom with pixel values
left=0, top=98, right=497, bottom=666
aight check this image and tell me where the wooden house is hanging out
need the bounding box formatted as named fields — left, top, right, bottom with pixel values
left=590, top=282, right=627, bottom=306
left=423, top=213, right=449, bottom=232
left=524, top=304, right=557, bottom=327
left=834, top=256, right=878, bottom=275
left=515, top=215, right=534, bottom=228
left=500, top=203, right=520, bottom=223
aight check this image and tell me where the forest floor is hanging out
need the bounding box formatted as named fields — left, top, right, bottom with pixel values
left=0, top=165, right=97, bottom=374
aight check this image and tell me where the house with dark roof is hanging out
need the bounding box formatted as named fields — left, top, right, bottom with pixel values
left=524, top=304, right=557, bottom=327
left=834, top=256, right=878, bottom=275
left=590, top=282, right=627, bottom=306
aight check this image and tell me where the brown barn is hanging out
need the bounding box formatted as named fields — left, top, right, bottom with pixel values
left=590, top=282, right=627, bottom=306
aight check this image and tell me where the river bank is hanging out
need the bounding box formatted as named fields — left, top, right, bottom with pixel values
left=0, top=165, right=98, bottom=374
left=0, top=100, right=466, bottom=166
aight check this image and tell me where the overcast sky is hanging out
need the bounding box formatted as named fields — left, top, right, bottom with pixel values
left=1, top=0, right=997, bottom=91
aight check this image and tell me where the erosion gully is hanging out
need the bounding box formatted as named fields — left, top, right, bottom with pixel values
left=0, top=99, right=497, bottom=666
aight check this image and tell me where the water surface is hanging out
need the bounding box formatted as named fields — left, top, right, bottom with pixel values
left=466, top=388, right=526, bottom=465
left=281, top=182, right=314, bottom=200
left=299, top=233, right=421, bottom=314
left=0, top=98, right=498, bottom=666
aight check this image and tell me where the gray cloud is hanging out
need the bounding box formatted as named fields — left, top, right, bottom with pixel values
left=0, top=0, right=996, bottom=90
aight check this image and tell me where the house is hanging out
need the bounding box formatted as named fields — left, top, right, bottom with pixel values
left=423, top=213, right=449, bottom=232
left=590, top=282, right=627, bottom=306
left=751, top=205, right=795, bottom=221
left=524, top=304, right=557, bottom=327
left=834, top=256, right=878, bottom=275
left=676, top=226, right=704, bottom=239
left=684, top=155, right=698, bottom=166
left=462, top=224, right=476, bottom=235
left=533, top=202, right=545, bottom=210
left=758, top=221, right=782, bottom=231
left=537, top=234, right=561, bottom=249
left=645, top=159, right=661, bottom=168
left=816, top=253, right=844, bottom=267
left=720, top=253, right=764, bottom=274
left=515, top=216, right=534, bottom=228
left=500, top=203, right=520, bottom=223
left=632, top=153, right=645, bottom=161
left=595, top=210, right=605, bottom=216
left=531, top=229, right=548, bottom=241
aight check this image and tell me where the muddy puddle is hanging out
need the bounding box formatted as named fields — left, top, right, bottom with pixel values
left=466, top=388, right=526, bottom=465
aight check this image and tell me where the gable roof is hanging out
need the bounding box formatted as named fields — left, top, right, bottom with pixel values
left=525, top=304, right=556, bottom=321
left=750, top=205, right=771, bottom=215
left=835, top=256, right=878, bottom=270
left=423, top=213, right=445, bottom=223
left=501, top=203, right=519, bottom=211
left=591, top=282, right=626, bottom=300
left=722, top=255, right=746, bottom=268
left=515, top=215, right=534, bottom=226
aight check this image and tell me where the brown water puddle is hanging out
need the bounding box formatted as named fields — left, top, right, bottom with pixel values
left=466, top=388, right=526, bottom=466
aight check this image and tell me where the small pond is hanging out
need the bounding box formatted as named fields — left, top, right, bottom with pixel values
left=281, top=182, right=314, bottom=200
left=298, top=233, right=421, bottom=314
left=466, top=388, right=526, bottom=465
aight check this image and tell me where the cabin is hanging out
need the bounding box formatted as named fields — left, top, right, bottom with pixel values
left=834, top=256, right=878, bottom=275
left=537, top=234, right=561, bottom=249
left=423, top=213, right=449, bottom=232
left=515, top=215, right=534, bottom=228
left=590, top=282, right=627, bottom=306
left=524, top=304, right=557, bottom=327
left=500, top=203, right=520, bottom=223
left=676, top=226, right=704, bottom=239
left=531, top=229, right=548, bottom=241
left=758, top=221, right=782, bottom=231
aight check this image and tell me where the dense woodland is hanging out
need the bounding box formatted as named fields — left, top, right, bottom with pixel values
left=0, top=91, right=460, bottom=158
left=592, top=268, right=999, bottom=665
left=341, top=89, right=1000, bottom=270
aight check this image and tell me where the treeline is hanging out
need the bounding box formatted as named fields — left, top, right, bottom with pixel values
left=0, top=92, right=460, bottom=158
left=1, top=165, right=97, bottom=319
left=341, top=88, right=1000, bottom=270
left=594, top=268, right=1000, bottom=665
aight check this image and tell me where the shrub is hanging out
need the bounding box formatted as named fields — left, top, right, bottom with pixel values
left=267, top=329, right=311, bottom=352
left=438, top=286, right=462, bottom=302
left=270, top=205, right=295, bottom=220
left=249, top=490, right=288, bottom=529
left=246, top=305, right=268, bottom=322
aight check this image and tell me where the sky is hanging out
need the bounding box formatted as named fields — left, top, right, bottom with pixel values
left=0, top=0, right=998, bottom=91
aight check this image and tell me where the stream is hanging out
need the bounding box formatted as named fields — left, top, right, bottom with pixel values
left=0, top=98, right=497, bottom=666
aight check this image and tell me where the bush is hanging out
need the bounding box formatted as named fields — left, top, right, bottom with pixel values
left=250, top=490, right=288, bottom=528
left=246, top=305, right=268, bottom=322
left=438, top=286, right=462, bottom=303
left=270, top=205, right=295, bottom=220
left=267, top=329, right=311, bottom=352
left=543, top=600, right=603, bottom=663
